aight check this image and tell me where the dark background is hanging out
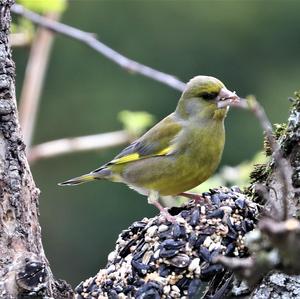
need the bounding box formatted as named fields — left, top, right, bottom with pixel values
left=13, top=0, right=300, bottom=287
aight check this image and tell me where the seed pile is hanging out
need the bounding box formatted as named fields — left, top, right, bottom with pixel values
left=75, top=187, right=258, bottom=299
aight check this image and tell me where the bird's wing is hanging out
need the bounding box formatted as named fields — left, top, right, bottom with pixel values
left=104, top=114, right=182, bottom=167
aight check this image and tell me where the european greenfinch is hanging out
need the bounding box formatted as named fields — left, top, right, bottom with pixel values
left=59, top=76, right=240, bottom=221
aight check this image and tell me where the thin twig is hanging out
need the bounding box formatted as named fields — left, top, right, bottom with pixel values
left=18, top=11, right=61, bottom=149
left=11, top=4, right=186, bottom=92
left=220, top=98, right=292, bottom=220
left=9, top=32, right=31, bottom=47
left=28, top=130, right=131, bottom=163
left=249, top=99, right=292, bottom=220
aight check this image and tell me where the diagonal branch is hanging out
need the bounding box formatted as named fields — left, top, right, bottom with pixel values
left=11, top=4, right=186, bottom=92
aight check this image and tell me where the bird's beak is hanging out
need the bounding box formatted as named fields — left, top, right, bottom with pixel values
left=217, top=87, right=240, bottom=109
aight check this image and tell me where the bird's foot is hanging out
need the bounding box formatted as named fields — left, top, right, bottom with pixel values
left=150, top=199, right=176, bottom=223
left=179, top=192, right=205, bottom=203
left=148, top=191, right=177, bottom=223
left=162, top=211, right=177, bottom=224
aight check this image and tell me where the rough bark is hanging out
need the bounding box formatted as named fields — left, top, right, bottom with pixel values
left=251, top=273, right=300, bottom=299
left=0, top=1, right=72, bottom=298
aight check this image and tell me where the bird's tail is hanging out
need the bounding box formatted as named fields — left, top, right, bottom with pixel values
left=58, top=167, right=112, bottom=186
left=58, top=173, right=98, bottom=186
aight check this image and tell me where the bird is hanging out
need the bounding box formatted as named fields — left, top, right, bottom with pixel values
left=59, top=76, right=240, bottom=222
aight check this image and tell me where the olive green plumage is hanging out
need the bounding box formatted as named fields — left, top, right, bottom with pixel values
left=59, top=76, right=239, bottom=211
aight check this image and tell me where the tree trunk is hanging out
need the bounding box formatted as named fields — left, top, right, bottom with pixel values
left=0, top=1, right=72, bottom=298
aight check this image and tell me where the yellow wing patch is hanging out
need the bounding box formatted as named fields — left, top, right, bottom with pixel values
left=111, top=146, right=173, bottom=165
left=156, top=146, right=172, bottom=156
left=111, top=153, right=140, bottom=165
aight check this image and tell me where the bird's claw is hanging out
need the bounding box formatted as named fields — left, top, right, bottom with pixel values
left=161, top=210, right=177, bottom=224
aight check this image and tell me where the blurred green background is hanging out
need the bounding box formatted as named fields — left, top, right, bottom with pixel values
left=12, top=0, right=300, bottom=287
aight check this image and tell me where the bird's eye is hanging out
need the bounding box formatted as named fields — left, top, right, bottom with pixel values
left=200, top=92, right=218, bottom=100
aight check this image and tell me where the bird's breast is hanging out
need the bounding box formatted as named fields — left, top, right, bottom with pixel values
left=162, top=120, right=225, bottom=194
left=176, top=119, right=225, bottom=165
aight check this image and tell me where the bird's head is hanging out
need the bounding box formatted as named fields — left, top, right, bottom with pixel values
left=176, top=76, right=240, bottom=121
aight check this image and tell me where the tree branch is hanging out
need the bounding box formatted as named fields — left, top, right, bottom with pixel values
left=18, top=11, right=60, bottom=149
left=28, top=130, right=131, bottom=163
left=11, top=4, right=186, bottom=92
left=9, top=31, right=31, bottom=47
